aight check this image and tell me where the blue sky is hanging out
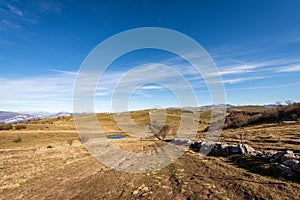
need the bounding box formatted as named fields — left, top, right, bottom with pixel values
left=0, top=0, right=300, bottom=112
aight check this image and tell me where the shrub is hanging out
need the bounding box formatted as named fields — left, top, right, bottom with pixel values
left=13, top=135, right=22, bottom=143
left=14, top=124, right=26, bottom=130
left=67, top=139, right=73, bottom=146
left=224, top=111, right=249, bottom=128
left=79, top=136, right=89, bottom=143
left=0, top=124, right=13, bottom=130
left=223, top=102, right=300, bottom=129
left=278, top=102, right=300, bottom=120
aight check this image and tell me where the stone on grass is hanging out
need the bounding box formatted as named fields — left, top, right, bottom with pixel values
left=281, top=151, right=297, bottom=162
left=220, top=143, right=229, bottom=152
left=243, top=144, right=255, bottom=154
left=200, top=142, right=215, bottom=152
left=270, top=151, right=286, bottom=162
left=252, top=151, right=263, bottom=158
left=228, top=144, right=245, bottom=154
left=263, top=150, right=277, bottom=158
left=292, top=163, right=300, bottom=173
left=172, top=139, right=192, bottom=146
left=283, top=159, right=299, bottom=170
left=190, top=141, right=201, bottom=151
left=276, top=164, right=294, bottom=174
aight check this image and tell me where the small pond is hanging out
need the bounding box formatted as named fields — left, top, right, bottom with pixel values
left=107, top=135, right=125, bottom=139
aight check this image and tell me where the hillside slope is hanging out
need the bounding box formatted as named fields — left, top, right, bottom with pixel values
left=0, top=111, right=300, bottom=199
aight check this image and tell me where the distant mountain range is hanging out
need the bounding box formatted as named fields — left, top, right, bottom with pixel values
left=168, top=104, right=235, bottom=112
left=0, top=104, right=279, bottom=124
left=0, top=111, right=73, bottom=124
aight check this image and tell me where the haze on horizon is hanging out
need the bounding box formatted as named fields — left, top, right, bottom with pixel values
left=0, top=0, right=300, bottom=112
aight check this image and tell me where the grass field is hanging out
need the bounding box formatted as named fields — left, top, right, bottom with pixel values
left=0, top=108, right=300, bottom=199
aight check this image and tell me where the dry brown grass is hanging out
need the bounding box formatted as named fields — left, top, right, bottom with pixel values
left=1, top=110, right=300, bottom=199
left=217, top=122, right=300, bottom=152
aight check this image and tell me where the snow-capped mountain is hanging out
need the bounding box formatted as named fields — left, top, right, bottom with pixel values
left=0, top=111, right=19, bottom=121
left=0, top=111, right=74, bottom=124
left=20, top=111, right=73, bottom=118
left=53, top=112, right=73, bottom=118
left=0, top=112, right=41, bottom=124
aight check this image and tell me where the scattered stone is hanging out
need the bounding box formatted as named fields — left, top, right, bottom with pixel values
left=213, top=143, right=221, bottom=151
left=292, top=163, right=300, bottom=173
left=283, top=159, right=299, bottom=169
left=251, top=150, right=263, bottom=158
left=270, top=151, right=286, bottom=162
left=228, top=144, right=244, bottom=154
left=286, top=150, right=294, bottom=154
left=187, top=140, right=300, bottom=176
left=201, top=142, right=216, bottom=153
left=220, top=143, right=229, bottom=152
left=172, top=139, right=192, bottom=146
left=190, top=141, right=201, bottom=151
left=243, top=144, right=255, bottom=154
left=281, top=151, right=297, bottom=162
left=275, top=164, right=294, bottom=174
left=263, top=150, right=277, bottom=158
left=239, top=144, right=246, bottom=155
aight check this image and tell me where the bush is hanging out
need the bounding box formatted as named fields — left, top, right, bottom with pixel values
left=224, top=111, right=250, bottom=128
left=278, top=102, right=300, bottom=120
left=14, top=124, right=26, bottom=130
left=13, top=135, right=22, bottom=143
left=223, top=102, right=300, bottom=129
left=0, top=124, right=13, bottom=130
left=79, top=136, right=89, bottom=143
left=67, top=139, right=73, bottom=146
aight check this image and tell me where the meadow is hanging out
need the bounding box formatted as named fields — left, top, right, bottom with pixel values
left=0, top=107, right=300, bottom=199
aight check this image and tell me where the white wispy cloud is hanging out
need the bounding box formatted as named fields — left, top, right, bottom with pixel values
left=95, top=92, right=109, bottom=96
left=0, top=0, right=63, bottom=32
left=39, top=0, right=62, bottom=13
left=7, top=4, right=23, bottom=16
left=49, top=69, right=78, bottom=75
left=226, top=82, right=300, bottom=91
left=276, top=65, right=300, bottom=72
left=222, top=76, right=270, bottom=84
left=1, top=19, right=21, bottom=29
left=2, top=49, right=300, bottom=112
left=0, top=71, right=75, bottom=112
left=140, top=85, right=165, bottom=90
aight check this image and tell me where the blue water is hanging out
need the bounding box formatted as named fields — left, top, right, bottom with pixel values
left=107, top=135, right=125, bottom=139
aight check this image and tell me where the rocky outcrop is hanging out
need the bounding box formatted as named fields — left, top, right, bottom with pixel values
left=189, top=141, right=256, bottom=156
left=175, top=139, right=300, bottom=176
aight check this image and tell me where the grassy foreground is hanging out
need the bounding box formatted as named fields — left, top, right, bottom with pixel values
left=0, top=108, right=300, bottom=199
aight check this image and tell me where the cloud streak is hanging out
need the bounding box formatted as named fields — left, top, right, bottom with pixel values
left=0, top=72, right=75, bottom=112
left=0, top=0, right=63, bottom=32
left=7, top=4, right=23, bottom=16
left=1, top=47, right=300, bottom=112
left=276, top=65, right=300, bottom=72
